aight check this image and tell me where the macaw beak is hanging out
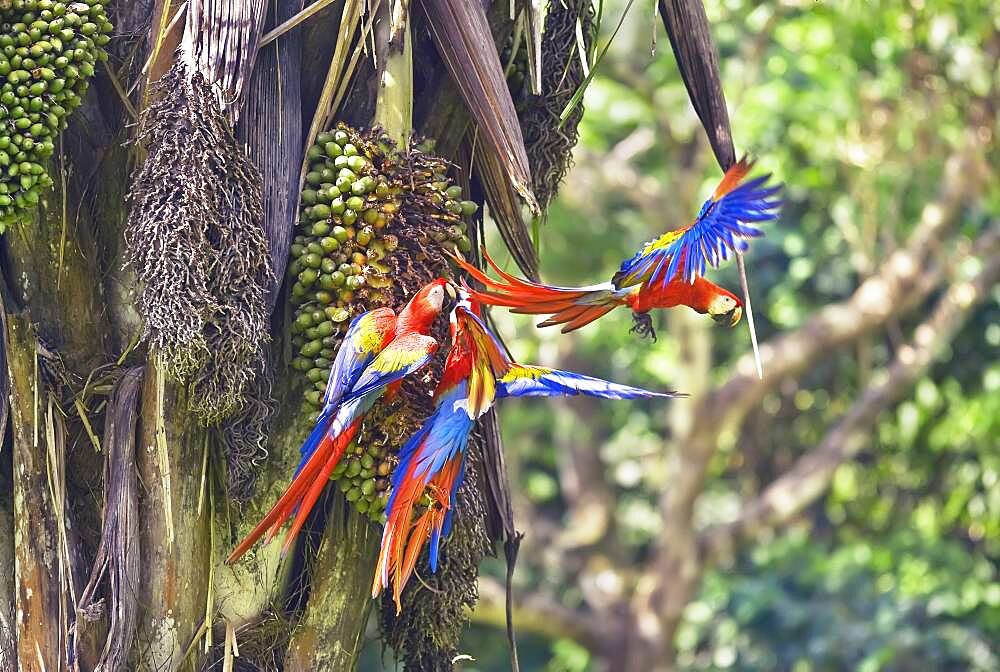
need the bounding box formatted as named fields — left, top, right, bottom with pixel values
left=711, top=305, right=742, bottom=328
left=444, top=281, right=458, bottom=300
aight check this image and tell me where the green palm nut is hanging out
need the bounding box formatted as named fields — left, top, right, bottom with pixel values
left=304, top=390, right=321, bottom=405
left=310, top=203, right=331, bottom=220
left=301, top=189, right=318, bottom=205
left=457, top=235, right=472, bottom=252
left=316, top=320, right=335, bottom=337
left=333, top=155, right=349, bottom=169
left=314, top=290, right=334, bottom=304
left=359, top=467, right=374, bottom=480
left=345, top=196, right=364, bottom=211
left=298, top=268, right=317, bottom=286
left=345, top=459, right=362, bottom=478
left=360, top=479, right=375, bottom=496
left=342, top=209, right=357, bottom=226
left=460, top=200, right=478, bottom=216
left=360, top=453, right=375, bottom=470
left=331, top=459, right=348, bottom=479
left=313, top=379, right=326, bottom=392
left=333, top=130, right=349, bottom=144
left=324, top=141, right=342, bottom=157
left=332, top=225, right=349, bottom=243
left=306, top=367, right=326, bottom=382
left=311, top=222, right=329, bottom=236
left=330, top=197, right=345, bottom=215
left=342, top=143, right=358, bottom=157
left=305, top=171, right=322, bottom=185
left=354, top=498, right=370, bottom=513
left=345, top=486, right=362, bottom=503
left=445, top=185, right=463, bottom=199
left=335, top=176, right=353, bottom=193
left=356, top=227, right=373, bottom=246
left=300, top=339, right=323, bottom=357
left=294, top=311, right=314, bottom=329
left=307, top=146, right=323, bottom=161
left=302, top=252, right=322, bottom=269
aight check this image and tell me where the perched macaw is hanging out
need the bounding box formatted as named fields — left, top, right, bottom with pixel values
left=372, top=297, right=683, bottom=611
left=451, top=157, right=781, bottom=338
left=226, top=278, right=453, bottom=564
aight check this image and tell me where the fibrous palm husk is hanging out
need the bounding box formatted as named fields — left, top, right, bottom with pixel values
left=73, top=368, right=143, bottom=672
left=657, top=0, right=735, bottom=169
left=125, top=60, right=272, bottom=424
left=181, top=0, right=270, bottom=119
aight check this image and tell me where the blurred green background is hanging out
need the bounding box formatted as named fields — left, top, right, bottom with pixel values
left=367, top=1, right=998, bottom=669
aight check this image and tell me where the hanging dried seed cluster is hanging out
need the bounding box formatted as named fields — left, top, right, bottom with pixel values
left=289, top=123, right=477, bottom=517
left=505, top=0, right=596, bottom=211
left=0, top=0, right=112, bottom=230
left=125, top=61, right=272, bottom=425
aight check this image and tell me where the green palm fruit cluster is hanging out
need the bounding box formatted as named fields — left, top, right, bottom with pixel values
left=0, top=0, right=112, bottom=231
left=289, top=124, right=478, bottom=518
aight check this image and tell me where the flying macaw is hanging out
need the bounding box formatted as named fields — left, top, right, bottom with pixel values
left=451, top=157, right=781, bottom=339
left=372, top=297, right=684, bottom=611
left=226, top=278, right=454, bottom=564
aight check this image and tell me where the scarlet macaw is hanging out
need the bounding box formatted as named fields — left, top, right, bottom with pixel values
left=372, top=297, right=683, bottom=611
left=451, top=157, right=781, bottom=338
left=227, top=278, right=453, bottom=564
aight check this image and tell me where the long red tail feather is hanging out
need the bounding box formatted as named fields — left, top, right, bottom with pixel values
left=226, top=423, right=358, bottom=564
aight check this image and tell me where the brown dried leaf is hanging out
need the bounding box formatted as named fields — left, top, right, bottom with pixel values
left=74, top=368, right=144, bottom=672
left=421, top=0, right=540, bottom=277
left=472, top=142, right=540, bottom=280
left=658, top=0, right=736, bottom=170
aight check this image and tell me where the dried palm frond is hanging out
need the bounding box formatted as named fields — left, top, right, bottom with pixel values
left=181, top=0, right=270, bottom=118
left=125, top=61, right=272, bottom=424
left=74, top=368, right=144, bottom=672
left=657, top=0, right=735, bottom=169
left=238, top=0, right=306, bottom=305
left=420, top=0, right=540, bottom=279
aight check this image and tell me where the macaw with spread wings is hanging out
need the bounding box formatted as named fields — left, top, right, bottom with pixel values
left=373, top=297, right=684, bottom=611
left=451, top=157, right=781, bottom=339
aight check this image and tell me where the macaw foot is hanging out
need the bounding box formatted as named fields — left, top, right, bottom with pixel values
left=630, top=312, right=657, bottom=341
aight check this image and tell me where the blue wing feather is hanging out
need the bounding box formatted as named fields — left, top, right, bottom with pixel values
left=322, top=307, right=396, bottom=408
left=614, top=168, right=782, bottom=287
left=497, top=366, right=684, bottom=399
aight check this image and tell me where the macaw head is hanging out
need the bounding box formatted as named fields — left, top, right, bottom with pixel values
left=708, top=291, right=743, bottom=328
left=398, top=278, right=456, bottom=332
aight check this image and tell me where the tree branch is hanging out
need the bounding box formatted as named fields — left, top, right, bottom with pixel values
left=700, top=226, right=1000, bottom=561
left=475, top=576, right=604, bottom=649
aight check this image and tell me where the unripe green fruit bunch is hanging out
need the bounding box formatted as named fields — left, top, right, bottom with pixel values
left=289, top=124, right=478, bottom=518
left=0, top=0, right=112, bottom=231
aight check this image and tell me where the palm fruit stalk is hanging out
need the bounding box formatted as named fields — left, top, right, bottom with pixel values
left=0, top=0, right=113, bottom=231
left=289, top=123, right=479, bottom=519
